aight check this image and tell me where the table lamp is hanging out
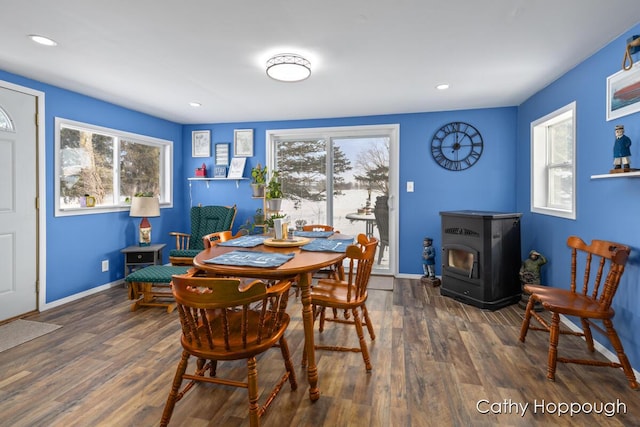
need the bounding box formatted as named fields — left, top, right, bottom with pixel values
left=130, top=196, right=160, bottom=246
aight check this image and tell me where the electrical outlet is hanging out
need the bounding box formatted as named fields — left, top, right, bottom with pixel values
left=101, top=260, right=109, bottom=272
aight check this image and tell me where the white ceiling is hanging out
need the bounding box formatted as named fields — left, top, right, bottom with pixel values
left=2, top=1, right=640, bottom=124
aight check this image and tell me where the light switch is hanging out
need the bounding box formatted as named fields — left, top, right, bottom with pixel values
left=407, top=181, right=414, bottom=192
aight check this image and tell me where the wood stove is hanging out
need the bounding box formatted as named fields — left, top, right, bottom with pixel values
left=439, top=210, right=522, bottom=310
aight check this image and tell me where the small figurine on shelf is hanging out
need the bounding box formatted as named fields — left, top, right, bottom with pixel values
left=518, top=250, right=547, bottom=310
left=612, top=124, right=632, bottom=173
left=420, top=237, right=440, bottom=287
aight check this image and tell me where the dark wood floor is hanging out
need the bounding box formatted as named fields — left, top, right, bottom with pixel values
left=1, top=278, right=638, bottom=426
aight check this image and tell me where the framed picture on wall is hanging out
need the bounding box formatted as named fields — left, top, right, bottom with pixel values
left=233, top=129, right=254, bottom=157
left=192, top=130, right=211, bottom=157
left=606, top=63, right=640, bottom=121
left=215, top=143, right=229, bottom=165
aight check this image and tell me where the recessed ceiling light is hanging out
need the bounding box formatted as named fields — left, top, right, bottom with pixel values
left=28, top=34, right=57, bottom=46
left=189, top=101, right=202, bottom=107
left=436, top=83, right=450, bottom=90
left=266, top=53, right=311, bottom=82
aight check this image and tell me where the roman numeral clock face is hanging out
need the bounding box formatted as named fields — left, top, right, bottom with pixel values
left=430, top=122, right=483, bottom=171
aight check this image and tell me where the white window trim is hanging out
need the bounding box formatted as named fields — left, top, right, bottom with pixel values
left=530, top=101, right=576, bottom=220
left=54, top=117, right=173, bottom=217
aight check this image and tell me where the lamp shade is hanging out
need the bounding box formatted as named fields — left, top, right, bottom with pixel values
left=130, top=196, right=160, bottom=246
left=130, top=196, right=160, bottom=218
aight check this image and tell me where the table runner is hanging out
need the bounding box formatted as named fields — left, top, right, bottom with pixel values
left=217, top=235, right=267, bottom=248
left=203, top=250, right=295, bottom=267
left=300, top=238, right=354, bottom=253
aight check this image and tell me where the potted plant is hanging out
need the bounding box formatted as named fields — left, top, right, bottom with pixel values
left=250, top=163, right=267, bottom=197
left=264, top=212, right=287, bottom=230
left=265, top=170, right=283, bottom=211
left=254, top=208, right=265, bottom=225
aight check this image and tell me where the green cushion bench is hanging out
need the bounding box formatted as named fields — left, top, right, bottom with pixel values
left=125, top=265, right=191, bottom=312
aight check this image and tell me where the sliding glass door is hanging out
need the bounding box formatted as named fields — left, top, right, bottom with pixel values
left=267, top=125, right=398, bottom=275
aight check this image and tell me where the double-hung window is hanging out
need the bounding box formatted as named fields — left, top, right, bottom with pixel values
left=55, top=118, right=173, bottom=216
left=530, top=102, right=576, bottom=219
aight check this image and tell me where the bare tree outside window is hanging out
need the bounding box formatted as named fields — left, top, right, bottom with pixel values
left=56, top=118, right=172, bottom=214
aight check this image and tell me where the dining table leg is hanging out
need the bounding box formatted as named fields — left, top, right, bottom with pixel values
left=299, top=271, right=320, bottom=401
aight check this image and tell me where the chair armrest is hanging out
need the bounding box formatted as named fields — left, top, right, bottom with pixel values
left=169, top=231, right=191, bottom=250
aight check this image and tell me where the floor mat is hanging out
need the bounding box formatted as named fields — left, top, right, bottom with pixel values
left=0, top=319, right=61, bottom=353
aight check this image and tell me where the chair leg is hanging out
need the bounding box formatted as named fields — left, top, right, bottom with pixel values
left=546, top=312, right=561, bottom=382
left=518, top=296, right=535, bottom=342
left=362, top=303, right=376, bottom=340
left=580, top=318, right=595, bottom=352
left=603, top=319, right=639, bottom=389
left=377, top=243, right=387, bottom=264
left=247, top=357, right=260, bottom=427
left=278, top=336, right=298, bottom=390
left=319, top=307, right=326, bottom=333
left=352, top=307, right=372, bottom=372
left=160, top=350, right=190, bottom=427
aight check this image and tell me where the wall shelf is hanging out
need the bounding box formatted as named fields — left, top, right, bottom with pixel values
left=188, top=177, right=247, bottom=188
left=591, top=171, right=640, bottom=179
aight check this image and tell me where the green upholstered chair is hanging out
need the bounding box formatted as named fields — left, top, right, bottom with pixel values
left=169, top=205, right=237, bottom=265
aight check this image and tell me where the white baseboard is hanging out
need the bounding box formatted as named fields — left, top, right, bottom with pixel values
left=40, top=280, right=125, bottom=311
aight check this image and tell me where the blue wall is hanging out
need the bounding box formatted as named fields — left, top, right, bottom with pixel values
left=1, top=19, right=638, bottom=372
left=181, top=107, right=517, bottom=276
left=516, top=23, right=640, bottom=369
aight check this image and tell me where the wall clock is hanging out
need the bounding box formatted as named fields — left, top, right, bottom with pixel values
left=430, top=122, right=483, bottom=171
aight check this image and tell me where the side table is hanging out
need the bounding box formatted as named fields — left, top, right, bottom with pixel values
left=121, top=243, right=166, bottom=278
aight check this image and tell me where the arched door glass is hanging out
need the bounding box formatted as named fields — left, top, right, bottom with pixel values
left=0, top=106, right=15, bottom=132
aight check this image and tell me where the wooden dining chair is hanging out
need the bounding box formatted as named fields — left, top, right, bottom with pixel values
left=160, top=275, right=297, bottom=427
left=303, top=234, right=379, bottom=372
left=519, top=235, right=638, bottom=389
left=302, top=224, right=337, bottom=232
left=201, top=229, right=248, bottom=249
left=302, top=224, right=343, bottom=281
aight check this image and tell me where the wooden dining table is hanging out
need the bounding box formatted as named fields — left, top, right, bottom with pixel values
left=192, top=238, right=347, bottom=402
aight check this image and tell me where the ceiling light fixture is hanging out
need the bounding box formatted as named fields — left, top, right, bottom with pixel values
left=436, top=83, right=450, bottom=90
left=189, top=101, right=202, bottom=107
left=28, top=34, right=57, bottom=46
left=266, top=53, right=311, bottom=82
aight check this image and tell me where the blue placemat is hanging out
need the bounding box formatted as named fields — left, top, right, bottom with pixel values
left=300, top=238, right=354, bottom=253
left=217, top=235, right=267, bottom=248
left=203, top=250, right=295, bottom=267
left=292, top=230, right=334, bottom=238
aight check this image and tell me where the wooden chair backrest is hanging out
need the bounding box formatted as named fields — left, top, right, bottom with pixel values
left=567, top=236, right=630, bottom=310
left=202, top=230, right=235, bottom=249
left=302, top=224, right=335, bottom=232
left=171, top=275, right=291, bottom=352
left=343, top=234, right=379, bottom=302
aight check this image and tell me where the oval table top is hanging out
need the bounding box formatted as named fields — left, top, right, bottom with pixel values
left=193, top=242, right=346, bottom=279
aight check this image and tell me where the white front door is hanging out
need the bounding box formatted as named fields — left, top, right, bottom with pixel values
left=0, top=86, right=38, bottom=321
